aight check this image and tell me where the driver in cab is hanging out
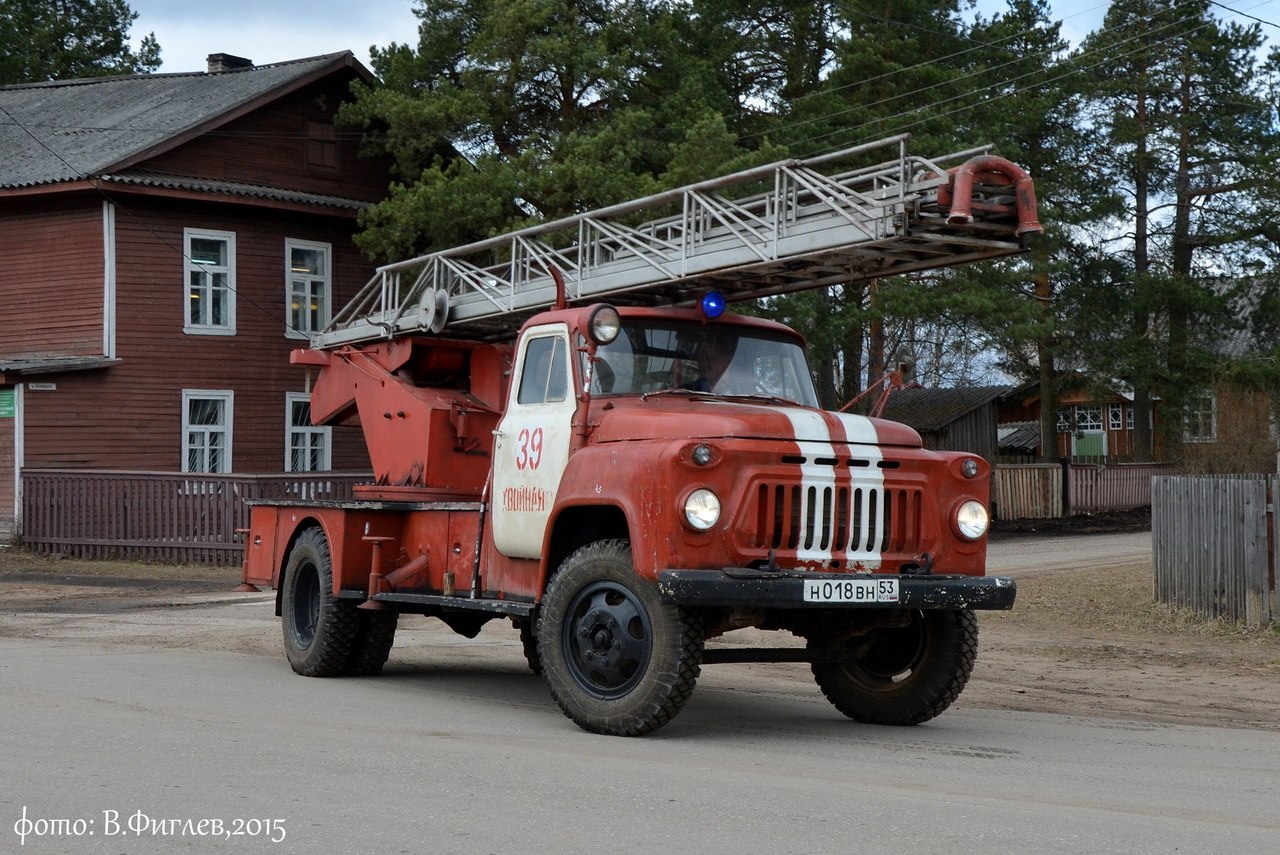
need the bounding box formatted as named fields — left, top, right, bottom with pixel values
left=688, top=334, right=737, bottom=393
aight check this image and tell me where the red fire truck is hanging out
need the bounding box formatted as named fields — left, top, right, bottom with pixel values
left=240, top=135, right=1039, bottom=735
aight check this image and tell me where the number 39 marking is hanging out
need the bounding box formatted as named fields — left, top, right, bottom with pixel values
left=516, top=427, right=544, bottom=471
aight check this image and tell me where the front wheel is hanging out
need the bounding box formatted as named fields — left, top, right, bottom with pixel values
left=538, top=540, right=704, bottom=736
left=809, top=609, right=977, bottom=726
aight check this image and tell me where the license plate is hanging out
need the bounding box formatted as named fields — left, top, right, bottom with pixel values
left=803, top=577, right=899, bottom=603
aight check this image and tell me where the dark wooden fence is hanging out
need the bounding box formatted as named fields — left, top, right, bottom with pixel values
left=993, top=462, right=1173, bottom=520
left=21, top=469, right=370, bottom=565
left=1152, top=475, right=1277, bottom=627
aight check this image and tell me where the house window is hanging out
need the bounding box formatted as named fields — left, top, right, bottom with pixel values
left=185, top=229, right=236, bottom=335
left=1184, top=392, right=1217, bottom=443
left=1056, top=409, right=1071, bottom=433
left=183, top=390, right=233, bottom=473
left=1075, top=405, right=1102, bottom=431
left=286, top=240, right=331, bottom=338
left=287, top=392, right=331, bottom=472
left=1126, top=406, right=1134, bottom=431
left=1108, top=404, right=1123, bottom=431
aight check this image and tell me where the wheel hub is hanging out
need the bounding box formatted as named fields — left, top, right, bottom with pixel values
left=562, top=581, right=653, bottom=699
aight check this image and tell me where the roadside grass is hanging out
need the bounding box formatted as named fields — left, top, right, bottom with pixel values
left=0, top=545, right=236, bottom=584
left=991, top=560, right=1280, bottom=644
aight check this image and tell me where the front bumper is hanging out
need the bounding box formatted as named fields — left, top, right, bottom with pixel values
left=657, top=568, right=1016, bottom=610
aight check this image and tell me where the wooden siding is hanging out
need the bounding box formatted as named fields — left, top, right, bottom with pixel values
left=914, top=404, right=999, bottom=460
left=0, top=198, right=103, bottom=355
left=1174, top=384, right=1279, bottom=474
left=1153, top=475, right=1276, bottom=627
left=143, top=75, right=389, bottom=203
left=22, top=469, right=369, bottom=564
left=20, top=196, right=373, bottom=473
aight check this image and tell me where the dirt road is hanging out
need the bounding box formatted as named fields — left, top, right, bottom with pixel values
left=0, top=532, right=1276, bottom=732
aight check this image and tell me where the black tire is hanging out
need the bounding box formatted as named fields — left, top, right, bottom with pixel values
left=538, top=540, right=704, bottom=736
left=517, top=618, right=542, bottom=675
left=281, top=527, right=358, bottom=677
left=346, top=610, right=399, bottom=677
left=809, top=609, right=977, bottom=726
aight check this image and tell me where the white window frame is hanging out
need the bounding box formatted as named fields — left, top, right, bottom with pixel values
left=285, top=238, right=332, bottom=340
left=1183, top=392, right=1217, bottom=443
left=184, top=228, right=236, bottom=335
left=286, top=391, right=331, bottom=472
left=1108, top=403, right=1123, bottom=431
left=182, top=389, right=234, bottom=473
left=1075, top=405, right=1102, bottom=432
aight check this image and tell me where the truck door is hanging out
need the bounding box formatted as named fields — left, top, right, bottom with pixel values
left=491, top=324, right=575, bottom=558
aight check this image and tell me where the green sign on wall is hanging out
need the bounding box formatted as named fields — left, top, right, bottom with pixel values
left=0, top=390, right=13, bottom=419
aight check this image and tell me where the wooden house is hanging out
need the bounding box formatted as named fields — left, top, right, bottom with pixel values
left=999, top=377, right=1144, bottom=460
left=1172, top=325, right=1279, bottom=474
left=0, top=52, right=390, bottom=543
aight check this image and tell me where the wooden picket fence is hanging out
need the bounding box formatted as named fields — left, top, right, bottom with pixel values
left=993, top=462, right=1173, bottom=520
left=21, top=469, right=370, bottom=565
left=1152, top=475, right=1277, bottom=627
left=992, top=464, right=1062, bottom=520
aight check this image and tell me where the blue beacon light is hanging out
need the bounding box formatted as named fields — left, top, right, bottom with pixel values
left=699, top=291, right=727, bottom=320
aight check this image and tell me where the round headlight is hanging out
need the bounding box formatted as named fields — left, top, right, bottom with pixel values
left=587, top=304, right=620, bottom=345
left=691, top=443, right=714, bottom=466
left=961, top=458, right=980, bottom=479
left=955, top=500, right=989, bottom=541
left=684, top=488, right=721, bottom=531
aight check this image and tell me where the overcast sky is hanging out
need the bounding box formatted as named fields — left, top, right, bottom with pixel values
left=128, top=0, right=1271, bottom=76
left=128, top=0, right=421, bottom=73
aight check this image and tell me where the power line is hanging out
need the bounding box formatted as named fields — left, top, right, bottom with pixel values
left=780, top=4, right=1231, bottom=158
left=1208, top=0, right=1280, bottom=29
left=736, top=1, right=1208, bottom=152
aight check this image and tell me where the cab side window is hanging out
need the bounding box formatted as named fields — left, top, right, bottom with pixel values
left=517, top=335, right=568, bottom=404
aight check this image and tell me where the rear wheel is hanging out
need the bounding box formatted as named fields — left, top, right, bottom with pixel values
left=516, top=619, right=542, bottom=675
left=281, top=527, right=358, bottom=677
left=346, top=610, right=398, bottom=676
left=809, top=609, right=977, bottom=726
left=538, top=540, right=704, bottom=736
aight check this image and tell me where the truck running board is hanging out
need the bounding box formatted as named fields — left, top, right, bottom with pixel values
left=338, top=589, right=536, bottom=619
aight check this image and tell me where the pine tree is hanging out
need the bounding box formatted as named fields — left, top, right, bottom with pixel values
left=1079, top=0, right=1271, bottom=458
left=0, top=0, right=160, bottom=84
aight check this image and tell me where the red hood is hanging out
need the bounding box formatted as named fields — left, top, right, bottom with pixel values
left=589, top=396, right=923, bottom=447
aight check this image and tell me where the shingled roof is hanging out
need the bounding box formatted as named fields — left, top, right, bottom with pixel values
left=879, top=385, right=1010, bottom=432
left=0, top=52, right=368, bottom=191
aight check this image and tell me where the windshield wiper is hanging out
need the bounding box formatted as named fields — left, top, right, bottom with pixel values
left=639, top=388, right=803, bottom=407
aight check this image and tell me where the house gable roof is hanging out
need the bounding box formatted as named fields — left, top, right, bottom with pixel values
left=0, top=52, right=370, bottom=191
left=879, top=385, right=1009, bottom=432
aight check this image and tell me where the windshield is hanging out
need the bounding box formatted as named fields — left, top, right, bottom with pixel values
left=585, top=319, right=819, bottom=407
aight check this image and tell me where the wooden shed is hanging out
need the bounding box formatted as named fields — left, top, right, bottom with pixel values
left=878, top=385, right=1007, bottom=461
